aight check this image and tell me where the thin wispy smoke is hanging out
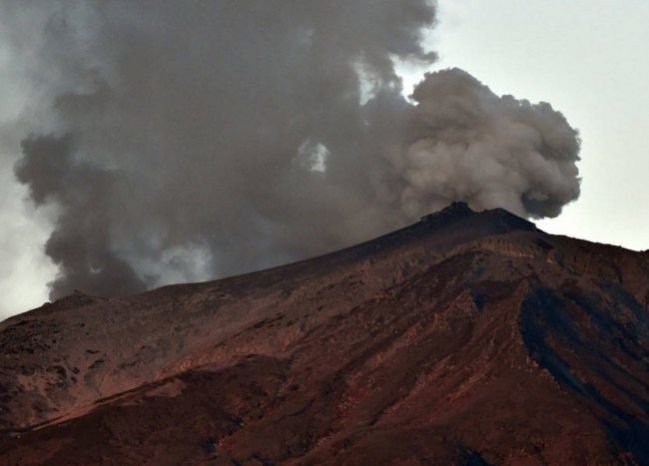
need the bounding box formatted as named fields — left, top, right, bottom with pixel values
left=1, top=1, right=580, bottom=299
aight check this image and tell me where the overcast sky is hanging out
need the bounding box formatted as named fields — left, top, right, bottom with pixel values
left=0, top=0, right=648, bottom=320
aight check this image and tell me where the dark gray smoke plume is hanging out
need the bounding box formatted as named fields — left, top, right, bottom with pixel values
left=2, top=1, right=580, bottom=299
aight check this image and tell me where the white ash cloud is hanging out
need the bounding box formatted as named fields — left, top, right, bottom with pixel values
left=1, top=1, right=580, bottom=300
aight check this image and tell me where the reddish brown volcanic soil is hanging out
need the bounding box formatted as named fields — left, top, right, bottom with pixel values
left=1, top=203, right=649, bottom=465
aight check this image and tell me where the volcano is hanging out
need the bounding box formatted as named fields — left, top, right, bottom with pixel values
left=1, top=203, right=648, bottom=465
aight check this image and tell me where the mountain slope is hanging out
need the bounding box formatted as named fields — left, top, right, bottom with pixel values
left=1, top=203, right=648, bottom=465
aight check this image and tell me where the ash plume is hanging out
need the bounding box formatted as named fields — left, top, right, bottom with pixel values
left=2, top=1, right=580, bottom=299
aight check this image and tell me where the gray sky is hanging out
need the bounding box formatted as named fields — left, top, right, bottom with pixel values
left=0, top=0, right=647, bottom=320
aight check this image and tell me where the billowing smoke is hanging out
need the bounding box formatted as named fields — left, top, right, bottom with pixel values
left=2, top=1, right=580, bottom=299
left=402, top=69, right=580, bottom=218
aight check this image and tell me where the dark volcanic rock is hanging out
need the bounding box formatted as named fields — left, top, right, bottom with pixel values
left=1, top=204, right=648, bottom=465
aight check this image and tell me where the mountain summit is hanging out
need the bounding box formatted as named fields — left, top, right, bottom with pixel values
left=1, top=205, right=648, bottom=465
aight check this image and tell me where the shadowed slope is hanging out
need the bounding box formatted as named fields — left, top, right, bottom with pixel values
left=1, top=204, right=648, bottom=465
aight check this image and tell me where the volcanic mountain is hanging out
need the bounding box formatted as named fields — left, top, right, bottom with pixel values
left=1, top=203, right=648, bottom=465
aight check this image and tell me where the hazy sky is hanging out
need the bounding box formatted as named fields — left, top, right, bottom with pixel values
left=0, top=0, right=647, bottom=320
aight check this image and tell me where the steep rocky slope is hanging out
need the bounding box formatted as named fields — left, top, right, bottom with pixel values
left=1, top=203, right=648, bottom=465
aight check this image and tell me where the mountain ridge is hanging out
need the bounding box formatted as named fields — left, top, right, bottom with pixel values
left=1, top=204, right=648, bottom=465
